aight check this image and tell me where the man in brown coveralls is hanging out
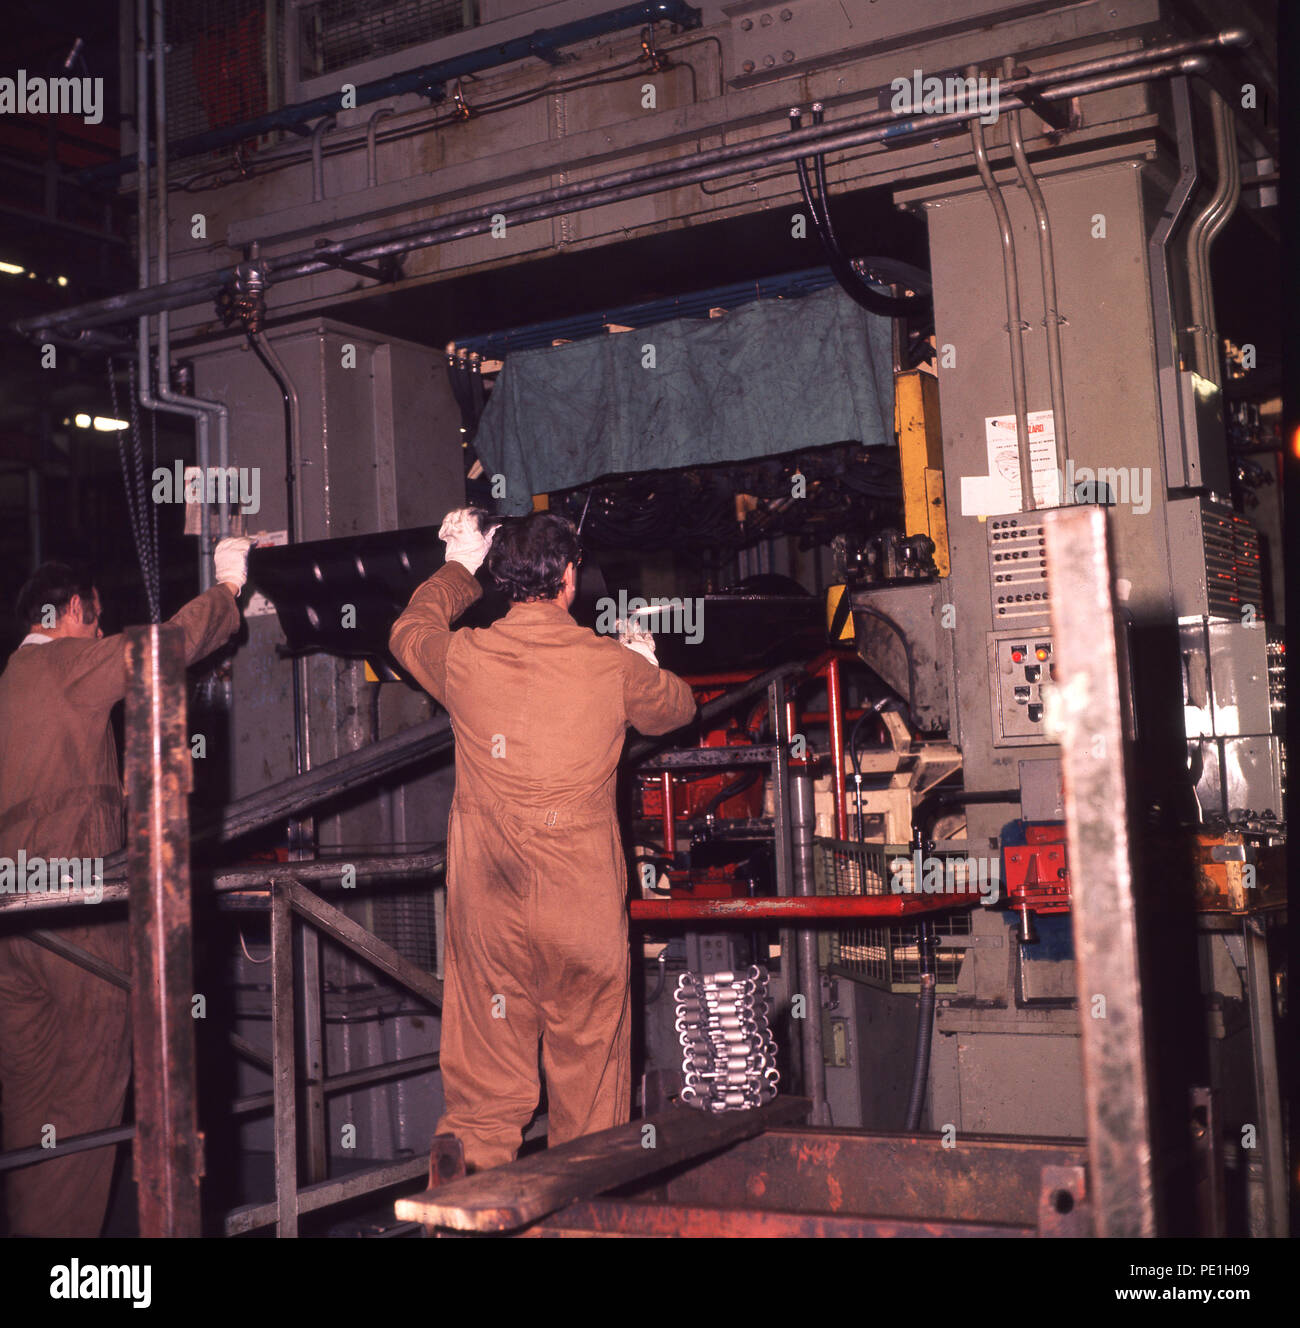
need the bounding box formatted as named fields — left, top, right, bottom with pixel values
left=0, top=538, right=252, bottom=1236
left=390, top=509, right=695, bottom=1170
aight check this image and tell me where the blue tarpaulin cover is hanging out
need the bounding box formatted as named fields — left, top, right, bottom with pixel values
left=472, top=286, right=894, bottom=513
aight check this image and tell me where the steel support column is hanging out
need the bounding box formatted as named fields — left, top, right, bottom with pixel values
left=270, top=882, right=299, bottom=1237
left=789, top=771, right=829, bottom=1124
left=1043, top=507, right=1155, bottom=1237
left=124, top=623, right=202, bottom=1237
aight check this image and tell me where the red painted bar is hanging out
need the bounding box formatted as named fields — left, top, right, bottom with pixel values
left=630, top=893, right=979, bottom=921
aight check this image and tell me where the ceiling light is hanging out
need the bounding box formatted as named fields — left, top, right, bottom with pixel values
left=92, top=416, right=129, bottom=431
left=74, top=413, right=91, bottom=428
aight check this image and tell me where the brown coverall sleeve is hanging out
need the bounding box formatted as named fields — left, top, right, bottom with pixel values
left=621, top=649, right=697, bottom=736
left=63, top=585, right=242, bottom=711
left=388, top=562, right=484, bottom=705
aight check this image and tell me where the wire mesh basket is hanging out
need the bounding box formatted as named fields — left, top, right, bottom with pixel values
left=813, top=837, right=973, bottom=993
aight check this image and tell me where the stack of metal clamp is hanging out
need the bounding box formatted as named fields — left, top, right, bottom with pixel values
left=675, top=965, right=780, bottom=1112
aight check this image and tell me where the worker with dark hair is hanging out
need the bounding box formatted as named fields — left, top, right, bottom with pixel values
left=390, top=509, right=695, bottom=1170
left=0, top=538, right=253, bottom=1237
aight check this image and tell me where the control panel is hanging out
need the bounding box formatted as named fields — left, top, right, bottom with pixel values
left=989, top=630, right=1057, bottom=746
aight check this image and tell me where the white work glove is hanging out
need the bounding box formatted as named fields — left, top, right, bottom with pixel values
left=214, top=535, right=256, bottom=594
left=439, top=508, right=496, bottom=575
left=616, top=617, right=658, bottom=667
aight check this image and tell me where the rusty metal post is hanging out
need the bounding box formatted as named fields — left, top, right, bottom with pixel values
left=1043, top=508, right=1155, bottom=1237
left=270, top=881, right=300, bottom=1236
left=125, top=623, right=202, bottom=1237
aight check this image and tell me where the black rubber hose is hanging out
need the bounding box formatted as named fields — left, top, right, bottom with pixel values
left=904, top=970, right=936, bottom=1130
left=696, top=768, right=761, bottom=819
left=787, top=113, right=924, bottom=320
left=810, top=116, right=931, bottom=318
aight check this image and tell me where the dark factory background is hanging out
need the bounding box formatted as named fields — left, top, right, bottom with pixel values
left=0, top=0, right=1289, bottom=1252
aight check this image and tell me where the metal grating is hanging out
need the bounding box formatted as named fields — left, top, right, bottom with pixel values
left=1201, top=502, right=1262, bottom=619
left=297, top=0, right=479, bottom=80
left=814, top=838, right=972, bottom=993
left=162, top=0, right=283, bottom=170
left=371, top=881, right=440, bottom=975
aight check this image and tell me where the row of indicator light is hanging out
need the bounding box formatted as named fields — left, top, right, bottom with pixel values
left=1010, top=643, right=1051, bottom=665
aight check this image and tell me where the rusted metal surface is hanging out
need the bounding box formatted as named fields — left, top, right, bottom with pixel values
left=658, top=1129, right=1090, bottom=1232
left=1043, top=507, right=1155, bottom=1237
left=125, top=623, right=203, bottom=1238
left=630, top=894, right=978, bottom=921
left=395, top=1096, right=811, bottom=1233
left=528, top=1200, right=1030, bottom=1238
left=1036, top=1164, right=1091, bottom=1238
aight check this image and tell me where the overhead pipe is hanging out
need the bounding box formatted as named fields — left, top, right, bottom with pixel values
left=1146, top=76, right=1199, bottom=478
left=150, top=0, right=231, bottom=562
left=1182, top=90, right=1233, bottom=382
left=132, top=0, right=208, bottom=591
left=246, top=321, right=310, bottom=785
left=24, top=45, right=1228, bottom=341
left=1006, top=56, right=1070, bottom=470
left=1188, top=91, right=1240, bottom=386
left=366, top=108, right=396, bottom=188
left=969, top=68, right=1034, bottom=513
left=311, top=117, right=337, bottom=203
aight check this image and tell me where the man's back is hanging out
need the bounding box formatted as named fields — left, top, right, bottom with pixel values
left=0, top=639, right=127, bottom=860
left=445, top=598, right=685, bottom=819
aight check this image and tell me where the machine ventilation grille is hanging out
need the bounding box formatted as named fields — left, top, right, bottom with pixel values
left=296, top=0, right=479, bottom=80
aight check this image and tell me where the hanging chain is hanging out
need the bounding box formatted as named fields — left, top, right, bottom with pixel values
left=110, top=355, right=161, bottom=622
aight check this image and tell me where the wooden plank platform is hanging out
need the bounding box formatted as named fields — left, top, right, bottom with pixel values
left=394, top=1096, right=811, bottom=1233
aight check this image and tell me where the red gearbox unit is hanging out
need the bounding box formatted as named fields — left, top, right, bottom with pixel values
left=1003, top=824, right=1071, bottom=915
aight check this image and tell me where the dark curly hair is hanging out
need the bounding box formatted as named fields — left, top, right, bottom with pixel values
left=15, top=561, right=97, bottom=629
left=485, top=512, right=581, bottom=603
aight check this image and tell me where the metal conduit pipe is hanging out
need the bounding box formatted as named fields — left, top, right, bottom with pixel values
left=367, top=108, right=396, bottom=188
left=1147, top=76, right=1199, bottom=472
left=312, top=117, right=338, bottom=203
left=1195, top=92, right=1241, bottom=387
left=133, top=0, right=226, bottom=585
left=1183, top=89, right=1238, bottom=382
left=151, top=0, right=232, bottom=557
left=247, top=327, right=310, bottom=785
left=23, top=48, right=1221, bottom=340
left=133, top=0, right=210, bottom=589
left=969, top=73, right=1035, bottom=513
left=1006, top=58, right=1070, bottom=470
